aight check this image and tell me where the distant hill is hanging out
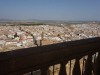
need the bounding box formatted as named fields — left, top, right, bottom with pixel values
left=0, top=18, right=99, bottom=24
left=0, top=19, right=10, bottom=21
left=0, top=19, right=66, bottom=24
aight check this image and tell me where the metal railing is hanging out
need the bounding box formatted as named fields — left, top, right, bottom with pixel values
left=0, top=37, right=100, bottom=75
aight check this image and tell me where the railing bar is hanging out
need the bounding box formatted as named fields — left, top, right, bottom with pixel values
left=93, top=53, right=97, bottom=74
left=30, top=71, right=33, bottom=75
left=82, top=57, right=85, bottom=75
left=53, top=65, right=55, bottom=75
left=69, top=60, right=71, bottom=75
left=94, top=53, right=97, bottom=64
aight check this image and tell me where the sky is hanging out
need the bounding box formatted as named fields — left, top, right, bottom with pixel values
left=0, top=0, right=100, bottom=21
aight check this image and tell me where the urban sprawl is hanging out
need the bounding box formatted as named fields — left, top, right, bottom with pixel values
left=0, top=22, right=100, bottom=52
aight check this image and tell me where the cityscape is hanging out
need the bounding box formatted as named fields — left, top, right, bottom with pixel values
left=0, top=0, right=100, bottom=75
left=0, top=22, right=100, bottom=52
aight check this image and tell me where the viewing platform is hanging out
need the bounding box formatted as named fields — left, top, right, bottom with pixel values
left=0, top=37, right=100, bottom=75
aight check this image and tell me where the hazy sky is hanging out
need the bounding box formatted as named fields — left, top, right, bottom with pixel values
left=0, top=0, right=100, bottom=21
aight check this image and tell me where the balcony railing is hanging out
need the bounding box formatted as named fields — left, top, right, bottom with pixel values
left=0, top=37, right=100, bottom=75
